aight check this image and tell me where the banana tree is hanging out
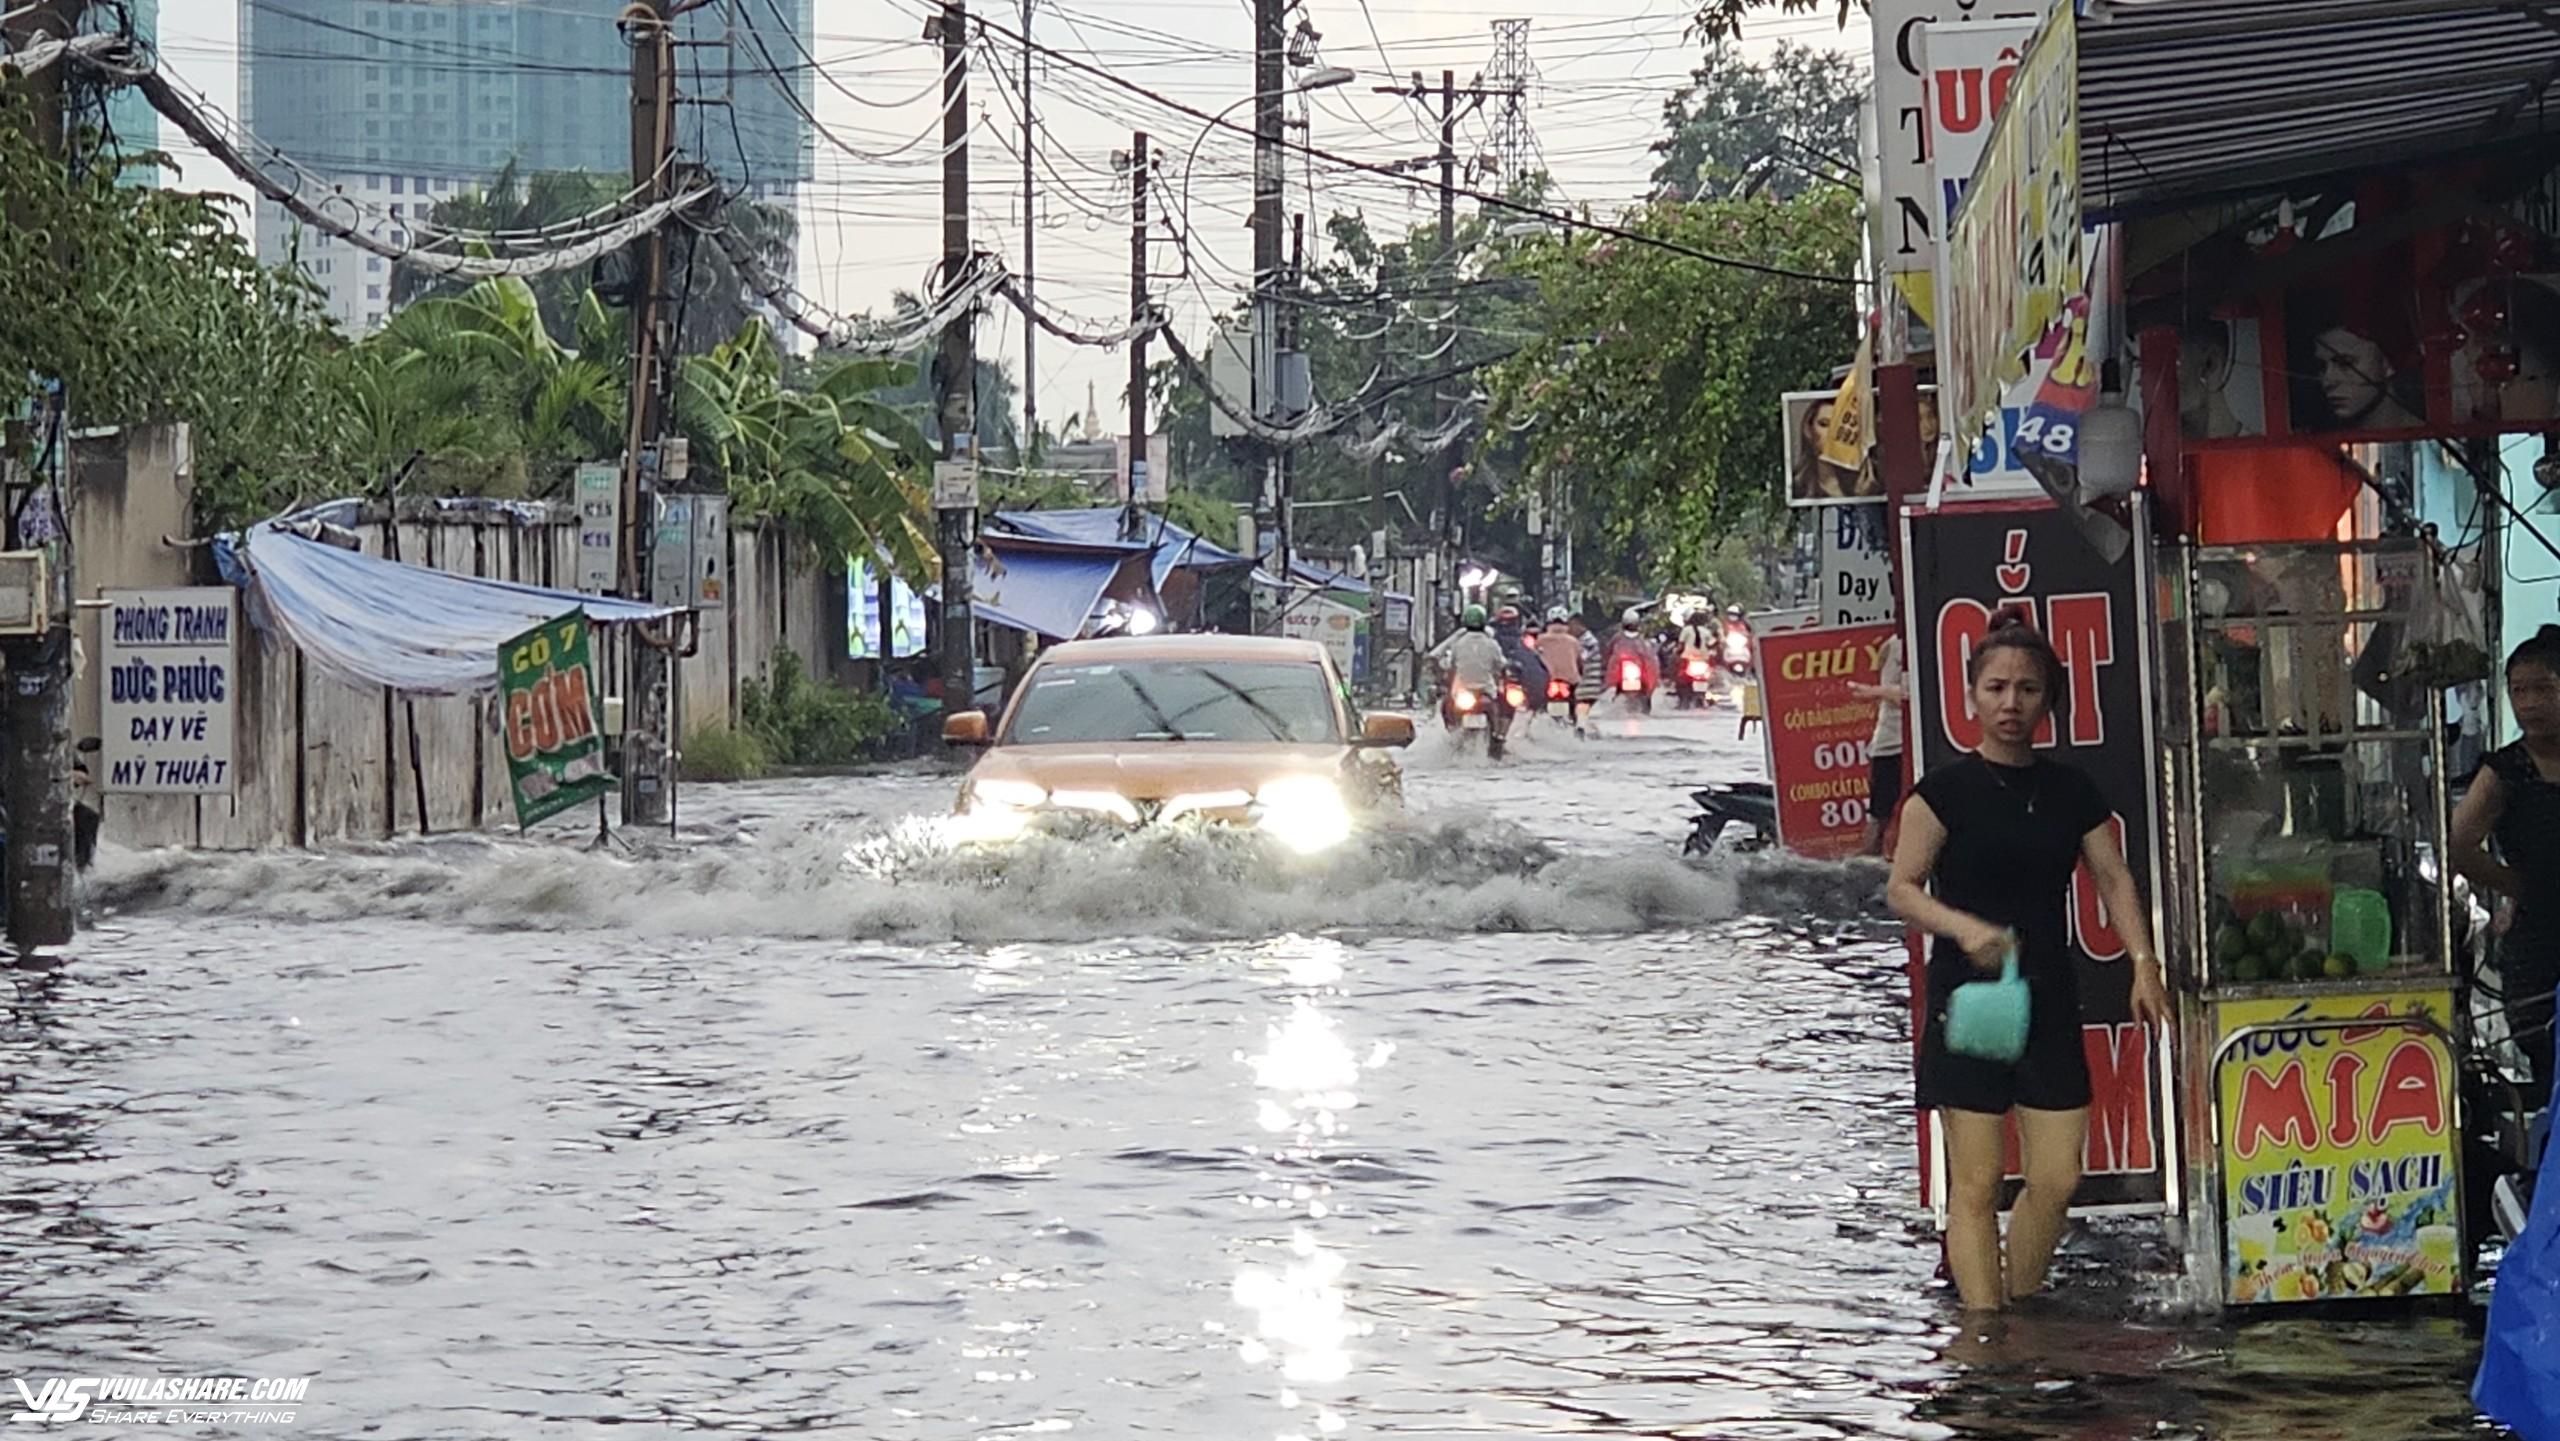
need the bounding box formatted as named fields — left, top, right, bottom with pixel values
left=676, top=321, right=937, bottom=584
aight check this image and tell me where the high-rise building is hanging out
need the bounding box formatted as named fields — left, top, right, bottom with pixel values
left=98, top=0, right=159, bottom=168
left=240, top=0, right=813, bottom=334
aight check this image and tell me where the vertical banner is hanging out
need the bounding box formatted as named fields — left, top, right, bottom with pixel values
left=498, top=609, right=615, bottom=829
left=1755, top=620, right=1896, bottom=860
left=101, top=588, right=238, bottom=794
left=1901, top=496, right=2168, bottom=1212
left=2213, top=990, right=2461, bottom=1304
left=1818, top=504, right=1894, bottom=625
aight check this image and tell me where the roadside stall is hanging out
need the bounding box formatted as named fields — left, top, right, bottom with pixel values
left=2156, top=534, right=2467, bottom=1305
left=1905, top=0, right=2558, bottom=1316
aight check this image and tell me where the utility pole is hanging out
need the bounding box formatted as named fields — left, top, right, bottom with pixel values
left=619, top=0, right=677, bottom=828
left=1, top=0, right=82, bottom=952
left=1251, top=0, right=1285, bottom=623
left=1435, top=68, right=1461, bottom=641
left=1122, top=131, right=1150, bottom=544
left=934, top=0, right=977, bottom=707
left=1019, top=0, right=1037, bottom=458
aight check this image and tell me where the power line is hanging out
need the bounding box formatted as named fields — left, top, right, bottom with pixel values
left=960, top=9, right=1857, bottom=286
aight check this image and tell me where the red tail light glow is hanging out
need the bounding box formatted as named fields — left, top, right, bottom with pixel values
left=1453, top=686, right=1479, bottom=712
left=1504, top=684, right=1527, bottom=708
left=1618, top=660, right=1643, bottom=691
left=1684, top=658, right=1711, bottom=681
left=1547, top=678, right=1570, bottom=701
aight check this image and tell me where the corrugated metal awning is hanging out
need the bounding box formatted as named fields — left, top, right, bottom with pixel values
left=2080, top=0, right=2560, bottom=218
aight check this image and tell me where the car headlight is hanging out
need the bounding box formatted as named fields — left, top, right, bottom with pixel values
left=1253, top=775, right=1352, bottom=854
left=968, top=777, right=1049, bottom=813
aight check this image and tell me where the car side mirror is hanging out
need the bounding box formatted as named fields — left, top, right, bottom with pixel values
left=942, top=710, right=992, bottom=746
left=1358, top=712, right=1416, bottom=748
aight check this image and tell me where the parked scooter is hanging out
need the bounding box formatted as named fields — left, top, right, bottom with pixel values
left=1682, top=783, right=1777, bottom=855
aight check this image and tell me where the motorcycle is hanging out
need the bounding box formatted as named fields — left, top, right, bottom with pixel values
left=1544, top=674, right=1575, bottom=723
left=1444, top=673, right=1517, bottom=760
left=1613, top=653, right=1654, bottom=715
left=1683, top=782, right=1777, bottom=855
left=1674, top=653, right=1714, bottom=710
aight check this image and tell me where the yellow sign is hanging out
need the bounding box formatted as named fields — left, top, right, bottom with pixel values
left=1817, top=331, right=1873, bottom=477
left=1943, top=7, right=2079, bottom=444
left=2215, top=990, right=2460, bottom=1305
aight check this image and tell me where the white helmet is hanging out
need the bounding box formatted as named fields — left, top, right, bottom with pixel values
left=1621, top=608, right=1642, bottom=627
left=1547, top=605, right=1568, bottom=622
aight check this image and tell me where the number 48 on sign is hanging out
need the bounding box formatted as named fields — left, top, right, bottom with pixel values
left=499, top=608, right=615, bottom=828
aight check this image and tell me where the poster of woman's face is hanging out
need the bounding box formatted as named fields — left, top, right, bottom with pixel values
left=1783, top=390, right=1882, bottom=507
left=2283, top=298, right=2428, bottom=436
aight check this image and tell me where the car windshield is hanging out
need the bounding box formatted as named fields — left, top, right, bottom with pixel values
left=1001, top=660, right=1342, bottom=745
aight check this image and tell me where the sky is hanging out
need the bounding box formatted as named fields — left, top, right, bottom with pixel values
left=151, top=0, right=1868, bottom=441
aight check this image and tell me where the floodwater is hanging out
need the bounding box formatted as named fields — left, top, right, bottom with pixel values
left=3, top=705, right=2510, bottom=1439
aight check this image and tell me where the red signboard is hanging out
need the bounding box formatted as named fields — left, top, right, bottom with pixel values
left=1755, top=621, right=1896, bottom=860
left=1899, top=496, right=2171, bottom=1216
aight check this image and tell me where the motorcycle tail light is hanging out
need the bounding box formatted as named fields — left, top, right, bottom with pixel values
left=1504, top=684, right=1527, bottom=708
left=1548, top=679, right=1570, bottom=701
left=1685, top=659, right=1711, bottom=680
left=1618, top=660, right=1643, bottom=691
left=1454, top=687, right=1479, bottom=712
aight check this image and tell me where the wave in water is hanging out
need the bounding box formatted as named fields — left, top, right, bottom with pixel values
left=84, top=814, right=1884, bottom=946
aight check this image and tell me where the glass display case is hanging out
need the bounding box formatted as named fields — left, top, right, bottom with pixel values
left=2157, top=538, right=2455, bottom=995
left=2157, top=537, right=2467, bottom=1308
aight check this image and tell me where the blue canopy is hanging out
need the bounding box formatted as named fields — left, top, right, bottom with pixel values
left=1257, top=554, right=1373, bottom=597
left=992, top=507, right=1253, bottom=590
left=971, top=536, right=1146, bottom=640
left=235, top=526, right=679, bottom=697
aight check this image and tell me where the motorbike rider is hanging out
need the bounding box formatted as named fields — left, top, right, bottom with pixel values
left=1567, top=612, right=1604, bottom=727
left=1675, top=608, right=1717, bottom=708
left=1428, top=604, right=1508, bottom=730
left=1606, top=608, right=1661, bottom=704
left=1536, top=608, right=1587, bottom=732
left=1509, top=617, right=1553, bottom=731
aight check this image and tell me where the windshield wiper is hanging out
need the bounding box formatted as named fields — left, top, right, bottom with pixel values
left=1117, top=672, right=1187, bottom=741
left=1186, top=672, right=1308, bottom=743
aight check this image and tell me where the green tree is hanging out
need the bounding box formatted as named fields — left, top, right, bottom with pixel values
left=676, top=322, right=938, bottom=583
left=1651, top=42, right=1867, bottom=201
left=0, top=93, right=349, bottom=527
left=1482, top=188, right=1860, bottom=582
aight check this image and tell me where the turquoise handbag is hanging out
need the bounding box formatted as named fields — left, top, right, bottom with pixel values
left=1945, top=942, right=2030, bottom=1064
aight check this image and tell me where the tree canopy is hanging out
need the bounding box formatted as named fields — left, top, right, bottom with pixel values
left=1651, top=42, right=1867, bottom=202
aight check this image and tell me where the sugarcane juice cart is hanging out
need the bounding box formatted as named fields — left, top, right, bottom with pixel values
left=2157, top=535, right=2469, bottom=1308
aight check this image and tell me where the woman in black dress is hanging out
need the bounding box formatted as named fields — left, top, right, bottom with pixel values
left=2454, top=625, right=2560, bottom=1096
left=1886, top=612, right=2171, bottom=1312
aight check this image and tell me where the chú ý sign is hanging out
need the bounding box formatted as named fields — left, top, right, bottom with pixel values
left=498, top=608, right=614, bottom=828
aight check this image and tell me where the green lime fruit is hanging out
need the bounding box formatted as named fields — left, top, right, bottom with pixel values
left=2323, top=952, right=2356, bottom=980
left=2294, top=947, right=2327, bottom=983
left=2248, top=911, right=2287, bottom=948
left=2231, top=950, right=2264, bottom=983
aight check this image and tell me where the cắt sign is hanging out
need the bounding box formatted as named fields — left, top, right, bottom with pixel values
left=1901, top=494, right=2168, bottom=1214
left=101, top=588, right=238, bottom=794
left=1754, top=620, right=1896, bottom=860
left=498, top=608, right=614, bottom=828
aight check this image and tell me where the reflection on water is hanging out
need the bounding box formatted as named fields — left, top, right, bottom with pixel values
left=0, top=716, right=2517, bottom=1437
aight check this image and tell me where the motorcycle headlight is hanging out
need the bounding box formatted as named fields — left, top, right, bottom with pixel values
left=1254, top=775, right=1352, bottom=855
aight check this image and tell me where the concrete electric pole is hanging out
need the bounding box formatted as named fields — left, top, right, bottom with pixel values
left=1, top=0, right=83, bottom=952
left=619, top=0, right=678, bottom=829
left=1251, top=0, right=1285, bottom=615
left=934, top=0, right=978, bottom=708
left=1019, top=0, right=1037, bottom=459
left=1122, top=131, right=1150, bottom=544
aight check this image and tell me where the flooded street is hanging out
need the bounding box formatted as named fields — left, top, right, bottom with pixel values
left=4, top=710, right=2503, bottom=1438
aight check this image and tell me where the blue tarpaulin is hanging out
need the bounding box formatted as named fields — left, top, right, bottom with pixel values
left=235, top=526, right=679, bottom=697
left=2477, top=1071, right=2560, bottom=1440
left=971, top=537, right=1144, bottom=640
left=992, top=507, right=1253, bottom=589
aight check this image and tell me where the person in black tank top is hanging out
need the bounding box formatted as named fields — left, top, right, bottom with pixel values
left=1886, top=612, right=2170, bottom=1314
left=2454, top=625, right=2560, bottom=1096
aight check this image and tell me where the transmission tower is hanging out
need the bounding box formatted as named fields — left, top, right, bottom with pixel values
left=1485, top=19, right=1537, bottom=191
